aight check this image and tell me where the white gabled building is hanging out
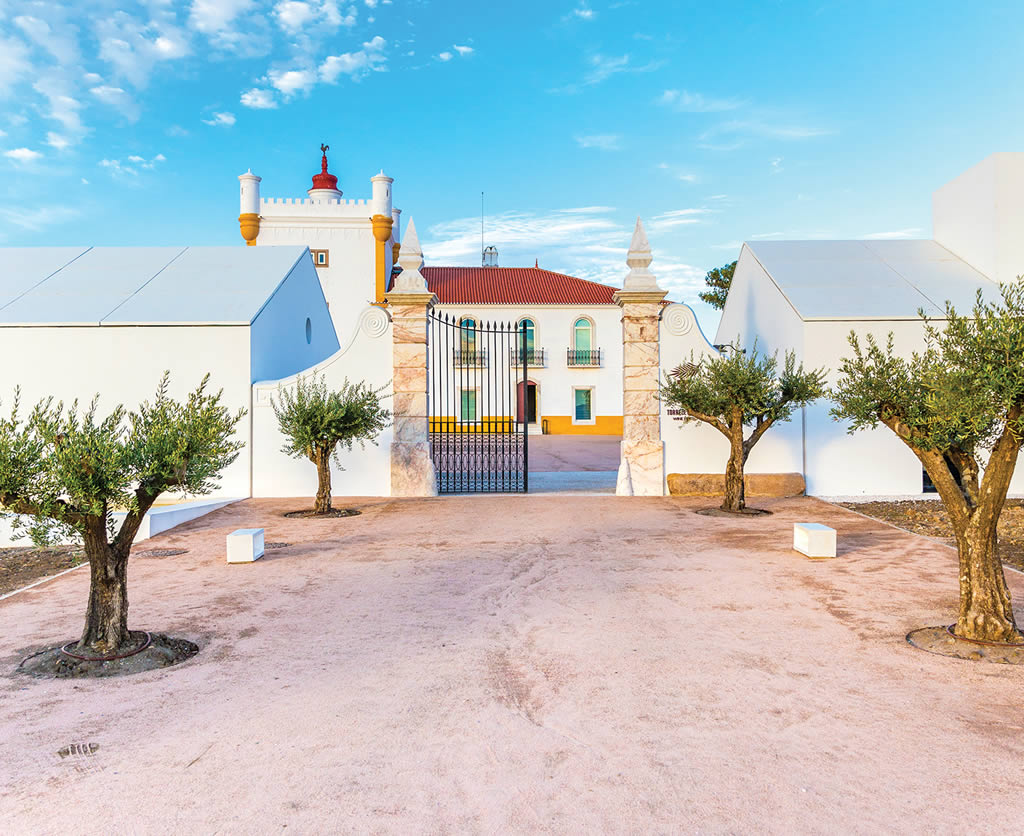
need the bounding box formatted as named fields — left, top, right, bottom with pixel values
left=0, top=245, right=339, bottom=500
left=714, top=152, right=1024, bottom=497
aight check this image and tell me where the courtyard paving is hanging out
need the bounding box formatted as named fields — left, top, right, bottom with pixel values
left=2, top=495, right=1024, bottom=833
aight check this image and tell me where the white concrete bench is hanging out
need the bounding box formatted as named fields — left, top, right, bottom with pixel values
left=793, top=523, right=836, bottom=559
left=227, top=528, right=265, bottom=564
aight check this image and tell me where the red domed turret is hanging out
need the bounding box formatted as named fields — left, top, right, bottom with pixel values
left=308, top=143, right=343, bottom=198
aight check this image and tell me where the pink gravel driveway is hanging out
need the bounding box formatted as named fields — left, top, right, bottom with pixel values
left=2, top=495, right=1024, bottom=833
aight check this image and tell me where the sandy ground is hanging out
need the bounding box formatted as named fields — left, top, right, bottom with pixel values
left=2, top=495, right=1024, bottom=834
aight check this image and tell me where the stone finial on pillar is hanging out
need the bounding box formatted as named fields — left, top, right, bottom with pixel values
left=613, top=217, right=668, bottom=496
left=387, top=217, right=438, bottom=496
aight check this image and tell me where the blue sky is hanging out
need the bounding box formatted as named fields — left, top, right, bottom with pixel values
left=1, top=0, right=1023, bottom=333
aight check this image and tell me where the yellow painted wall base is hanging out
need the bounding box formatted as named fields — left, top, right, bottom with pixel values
left=542, top=416, right=623, bottom=435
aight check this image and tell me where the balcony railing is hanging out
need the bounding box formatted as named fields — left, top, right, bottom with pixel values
left=566, top=348, right=601, bottom=367
left=453, top=348, right=488, bottom=367
left=510, top=347, right=546, bottom=367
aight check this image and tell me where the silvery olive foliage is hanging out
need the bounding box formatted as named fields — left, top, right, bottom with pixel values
left=272, top=375, right=391, bottom=466
left=0, top=373, right=245, bottom=546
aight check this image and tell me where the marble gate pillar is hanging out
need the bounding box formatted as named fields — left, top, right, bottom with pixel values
left=387, top=218, right=439, bottom=496
left=614, top=218, right=668, bottom=496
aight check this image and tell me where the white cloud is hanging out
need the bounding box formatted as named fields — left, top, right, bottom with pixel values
left=275, top=1, right=315, bottom=31
left=269, top=68, right=318, bottom=97
left=658, top=89, right=744, bottom=113
left=438, top=51, right=453, bottom=62
left=862, top=228, right=923, bottom=240
left=678, top=173, right=697, bottom=183
left=90, top=85, right=140, bottom=121
left=320, top=36, right=387, bottom=81
left=203, top=111, right=237, bottom=126
left=575, top=134, right=620, bottom=151
left=699, top=119, right=832, bottom=148
left=0, top=37, right=32, bottom=97
left=321, top=1, right=357, bottom=26
left=189, top=0, right=254, bottom=34
left=573, top=6, right=595, bottom=19
left=3, top=148, right=43, bottom=163
left=101, top=154, right=165, bottom=176
left=453, top=44, right=473, bottom=56
left=46, top=132, right=71, bottom=150
left=34, top=75, right=85, bottom=136
left=241, top=87, right=277, bottom=108
left=770, top=156, right=783, bottom=173
left=365, top=0, right=378, bottom=6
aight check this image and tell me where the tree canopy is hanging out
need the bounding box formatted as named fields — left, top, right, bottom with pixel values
left=698, top=260, right=736, bottom=310
left=831, top=284, right=1024, bottom=643
left=273, top=375, right=390, bottom=513
left=661, top=344, right=826, bottom=511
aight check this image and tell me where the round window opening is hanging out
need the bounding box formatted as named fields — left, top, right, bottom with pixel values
left=305, top=317, right=312, bottom=344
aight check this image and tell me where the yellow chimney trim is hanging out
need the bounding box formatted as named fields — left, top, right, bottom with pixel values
left=371, top=214, right=394, bottom=304
left=239, top=212, right=260, bottom=246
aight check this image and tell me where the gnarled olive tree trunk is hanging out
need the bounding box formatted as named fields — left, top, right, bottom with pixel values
left=77, top=493, right=157, bottom=653
left=311, top=445, right=333, bottom=514
left=723, top=428, right=748, bottom=513
left=919, top=437, right=1023, bottom=644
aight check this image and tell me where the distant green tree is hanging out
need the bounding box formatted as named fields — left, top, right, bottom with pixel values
left=273, top=376, right=391, bottom=514
left=0, top=374, right=244, bottom=654
left=661, top=344, right=827, bottom=512
left=698, top=260, right=736, bottom=310
left=831, top=286, right=1024, bottom=644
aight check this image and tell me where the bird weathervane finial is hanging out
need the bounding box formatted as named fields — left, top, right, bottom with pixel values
left=320, top=143, right=329, bottom=173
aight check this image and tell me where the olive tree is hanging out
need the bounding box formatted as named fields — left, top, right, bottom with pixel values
left=0, top=374, right=245, bottom=654
left=831, top=285, right=1024, bottom=644
left=272, top=375, right=390, bottom=514
left=661, top=345, right=827, bottom=512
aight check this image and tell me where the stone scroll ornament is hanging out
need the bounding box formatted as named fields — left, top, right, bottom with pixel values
left=359, top=306, right=390, bottom=339
left=663, top=304, right=695, bottom=336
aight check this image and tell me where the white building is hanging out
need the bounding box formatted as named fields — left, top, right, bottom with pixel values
left=710, top=152, right=1024, bottom=497
left=240, top=150, right=627, bottom=435
left=0, top=245, right=339, bottom=500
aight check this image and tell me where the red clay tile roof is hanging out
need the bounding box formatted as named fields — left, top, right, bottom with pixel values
left=388, top=266, right=620, bottom=305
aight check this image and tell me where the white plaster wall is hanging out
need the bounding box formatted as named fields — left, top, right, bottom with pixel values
left=803, top=320, right=928, bottom=496
left=433, top=304, right=624, bottom=426
left=0, top=325, right=253, bottom=498
left=252, top=306, right=394, bottom=498
left=250, top=253, right=340, bottom=381
left=934, top=152, right=1024, bottom=285
left=716, top=244, right=805, bottom=360
left=256, top=219, right=376, bottom=346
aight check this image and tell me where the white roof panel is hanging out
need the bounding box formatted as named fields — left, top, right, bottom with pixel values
left=0, top=247, right=92, bottom=309
left=105, top=246, right=306, bottom=324
left=746, top=239, right=999, bottom=320
left=0, top=246, right=310, bottom=326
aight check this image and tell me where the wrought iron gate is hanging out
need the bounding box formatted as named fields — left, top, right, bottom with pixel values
left=428, top=312, right=528, bottom=493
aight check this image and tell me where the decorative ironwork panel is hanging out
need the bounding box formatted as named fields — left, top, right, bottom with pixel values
left=428, top=312, right=528, bottom=493
left=567, top=348, right=602, bottom=367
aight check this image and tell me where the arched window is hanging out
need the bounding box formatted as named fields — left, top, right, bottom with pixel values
left=573, top=318, right=592, bottom=352
left=459, top=317, right=476, bottom=353
left=518, top=318, right=536, bottom=352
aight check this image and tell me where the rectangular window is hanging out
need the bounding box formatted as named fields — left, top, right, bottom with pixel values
left=311, top=249, right=329, bottom=266
left=461, top=390, right=477, bottom=422
left=574, top=388, right=592, bottom=422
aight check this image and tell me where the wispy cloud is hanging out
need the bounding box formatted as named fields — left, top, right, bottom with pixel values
left=649, top=208, right=710, bottom=232
left=203, top=111, right=236, bottom=126
left=422, top=207, right=704, bottom=303
left=575, top=134, right=621, bottom=151
left=0, top=204, right=80, bottom=234
left=550, top=53, right=661, bottom=94
left=453, top=44, right=474, bottom=56
left=658, top=89, right=744, bottom=113
left=100, top=153, right=165, bottom=177
left=700, top=118, right=833, bottom=149
left=437, top=51, right=453, bottom=62
left=862, top=228, right=923, bottom=240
